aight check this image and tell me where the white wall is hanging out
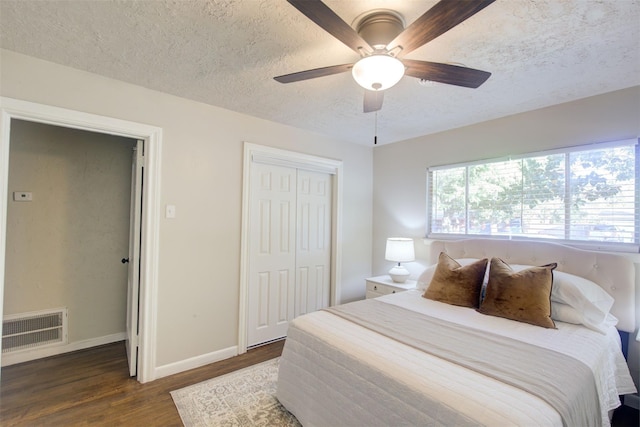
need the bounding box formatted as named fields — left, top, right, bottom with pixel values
left=0, top=49, right=373, bottom=370
left=5, top=120, right=135, bottom=344
left=372, top=86, right=640, bottom=394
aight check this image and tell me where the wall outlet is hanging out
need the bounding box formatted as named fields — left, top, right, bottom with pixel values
left=13, top=192, right=33, bottom=202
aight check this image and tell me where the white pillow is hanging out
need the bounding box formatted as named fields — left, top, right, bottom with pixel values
left=417, top=258, right=482, bottom=291
left=551, top=270, right=614, bottom=325
left=551, top=301, right=618, bottom=334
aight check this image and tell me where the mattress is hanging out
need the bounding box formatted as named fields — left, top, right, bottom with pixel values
left=276, top=290, right=636, bottom=427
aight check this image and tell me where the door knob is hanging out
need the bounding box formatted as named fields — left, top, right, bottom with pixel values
left=121, top=258, right=130, bottom=264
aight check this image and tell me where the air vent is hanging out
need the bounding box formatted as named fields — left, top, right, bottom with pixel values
left=2, top=308, right=67, bottom=353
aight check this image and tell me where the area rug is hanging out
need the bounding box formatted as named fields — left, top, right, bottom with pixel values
left=170, top=358, right=301, bottom=426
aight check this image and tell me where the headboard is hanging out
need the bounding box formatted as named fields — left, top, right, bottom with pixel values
left=428, top=239, right=636, bottom=332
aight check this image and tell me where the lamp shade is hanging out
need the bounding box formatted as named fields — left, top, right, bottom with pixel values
left=352, top=54, right=405, bottom=91
left=385, top=238, right=415, bottom=263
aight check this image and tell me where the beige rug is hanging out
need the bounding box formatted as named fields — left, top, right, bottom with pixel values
left=170, top=358, right=301, bottom=426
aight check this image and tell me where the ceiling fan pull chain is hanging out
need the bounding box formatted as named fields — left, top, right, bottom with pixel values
left=374, top=111, right=378, bottom=145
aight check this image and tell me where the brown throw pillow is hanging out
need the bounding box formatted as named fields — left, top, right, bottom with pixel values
left=423, top=252, right=488, bottom=308
left=478, top=258, right=557, bottom=328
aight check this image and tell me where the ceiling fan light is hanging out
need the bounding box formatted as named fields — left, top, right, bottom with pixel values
left=352, top=55, right=405, bottom=91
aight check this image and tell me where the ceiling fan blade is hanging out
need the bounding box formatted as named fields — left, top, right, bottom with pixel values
left=287, top=0, right=373, bottom=53
left=363, top=90, right=384, bottom=113
left=403, top=59, right=491, bottom=88
left=274, top=63, right=353, bottom=84
left=387, top=0, right=495, bottom=57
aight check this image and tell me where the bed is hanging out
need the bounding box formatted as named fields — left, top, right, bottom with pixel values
left=276, top=239, right=638, bottom=426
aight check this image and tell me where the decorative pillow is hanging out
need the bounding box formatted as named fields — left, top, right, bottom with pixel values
left=551, top=301, right=618, bottom=334
left=478, top=258, right=557, bottom=328
left=416, top=258, right=483, bottom=291
left=423, top=253, right=488, bottom=308
left=506, top=266, right=615, bottom=329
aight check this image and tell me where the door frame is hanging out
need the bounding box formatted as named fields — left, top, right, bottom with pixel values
left=238, top=142, right=343, bottom=354
left=0, top=97, right=162, bottom=383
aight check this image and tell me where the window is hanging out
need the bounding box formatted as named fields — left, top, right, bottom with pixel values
left=427, top=139, right=638, bottom=250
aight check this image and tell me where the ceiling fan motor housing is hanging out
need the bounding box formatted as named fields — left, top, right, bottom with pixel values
left=354, top=10, right=405, bottom=52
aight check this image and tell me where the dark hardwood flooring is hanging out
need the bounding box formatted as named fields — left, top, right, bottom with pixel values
left=1, top=340, right=638, bottom=426
left=1, top=340, right=284, bottom=426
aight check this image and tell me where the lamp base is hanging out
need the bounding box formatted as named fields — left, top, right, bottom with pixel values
left=388, top=265, right=410, bottom=283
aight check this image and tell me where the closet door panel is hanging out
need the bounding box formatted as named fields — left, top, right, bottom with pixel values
left=296, top=170, right=332, bottom=316
left=247, top=163, right=297, bottom=347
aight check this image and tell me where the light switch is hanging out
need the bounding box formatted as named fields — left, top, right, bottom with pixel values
left=13, top=192, right=33, bottom=202
left=165, top=204, right=176, bottom=219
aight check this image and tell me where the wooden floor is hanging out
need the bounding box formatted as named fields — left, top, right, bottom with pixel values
left=0, top=340, right=284, bottom=426
left=1, top=340, right=638, bottom=426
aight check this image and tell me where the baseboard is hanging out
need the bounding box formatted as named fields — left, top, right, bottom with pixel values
left=154, top=346, right=238, bottom=380
left=625, top=393, right=640, bottom=410
left=1, top=332, right=126, bottom=367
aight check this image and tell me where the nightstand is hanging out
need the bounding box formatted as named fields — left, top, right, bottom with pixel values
left=365, top=275, right=417, bottom=299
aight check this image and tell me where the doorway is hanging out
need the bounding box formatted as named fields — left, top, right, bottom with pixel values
left=0, top=97, right=162, bottom=383
left=3, top=120, right=137, bottom=372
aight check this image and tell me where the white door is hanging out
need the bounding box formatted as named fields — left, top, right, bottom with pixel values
left=247, top=163, right=332, bottom=347
left=125, top=140, right=143, bottom=377
left=295, top=170, right=332, bottom=317
left=247, top=163, right=297, bottom=347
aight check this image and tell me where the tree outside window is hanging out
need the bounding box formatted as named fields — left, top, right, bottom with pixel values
left=428, top=141, right=637, bottom=247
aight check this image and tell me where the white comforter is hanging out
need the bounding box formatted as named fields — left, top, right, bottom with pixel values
left=277, top=290, right=636, bottom=427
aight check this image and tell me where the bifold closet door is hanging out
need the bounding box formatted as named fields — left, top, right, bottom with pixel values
left=247, top=163, right=333, bottom=347
left=295, top=170, right=331, bottom=317
left=247, top=163, right=297, bottom=347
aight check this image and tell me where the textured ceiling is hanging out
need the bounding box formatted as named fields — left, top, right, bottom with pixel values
left=1, top=0, right=639, bottom=146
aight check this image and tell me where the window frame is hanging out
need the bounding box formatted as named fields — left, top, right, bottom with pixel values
left=426, top=139, right=639, bottom=253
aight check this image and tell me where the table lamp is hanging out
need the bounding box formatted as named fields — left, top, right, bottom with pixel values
left=385, top=238, right=415, bottom=283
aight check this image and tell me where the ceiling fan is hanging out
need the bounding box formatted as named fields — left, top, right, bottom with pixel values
left=274, top=0, right=495, bottom=113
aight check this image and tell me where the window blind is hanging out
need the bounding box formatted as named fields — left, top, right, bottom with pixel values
left=427, top=139, right=638, bottom=250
